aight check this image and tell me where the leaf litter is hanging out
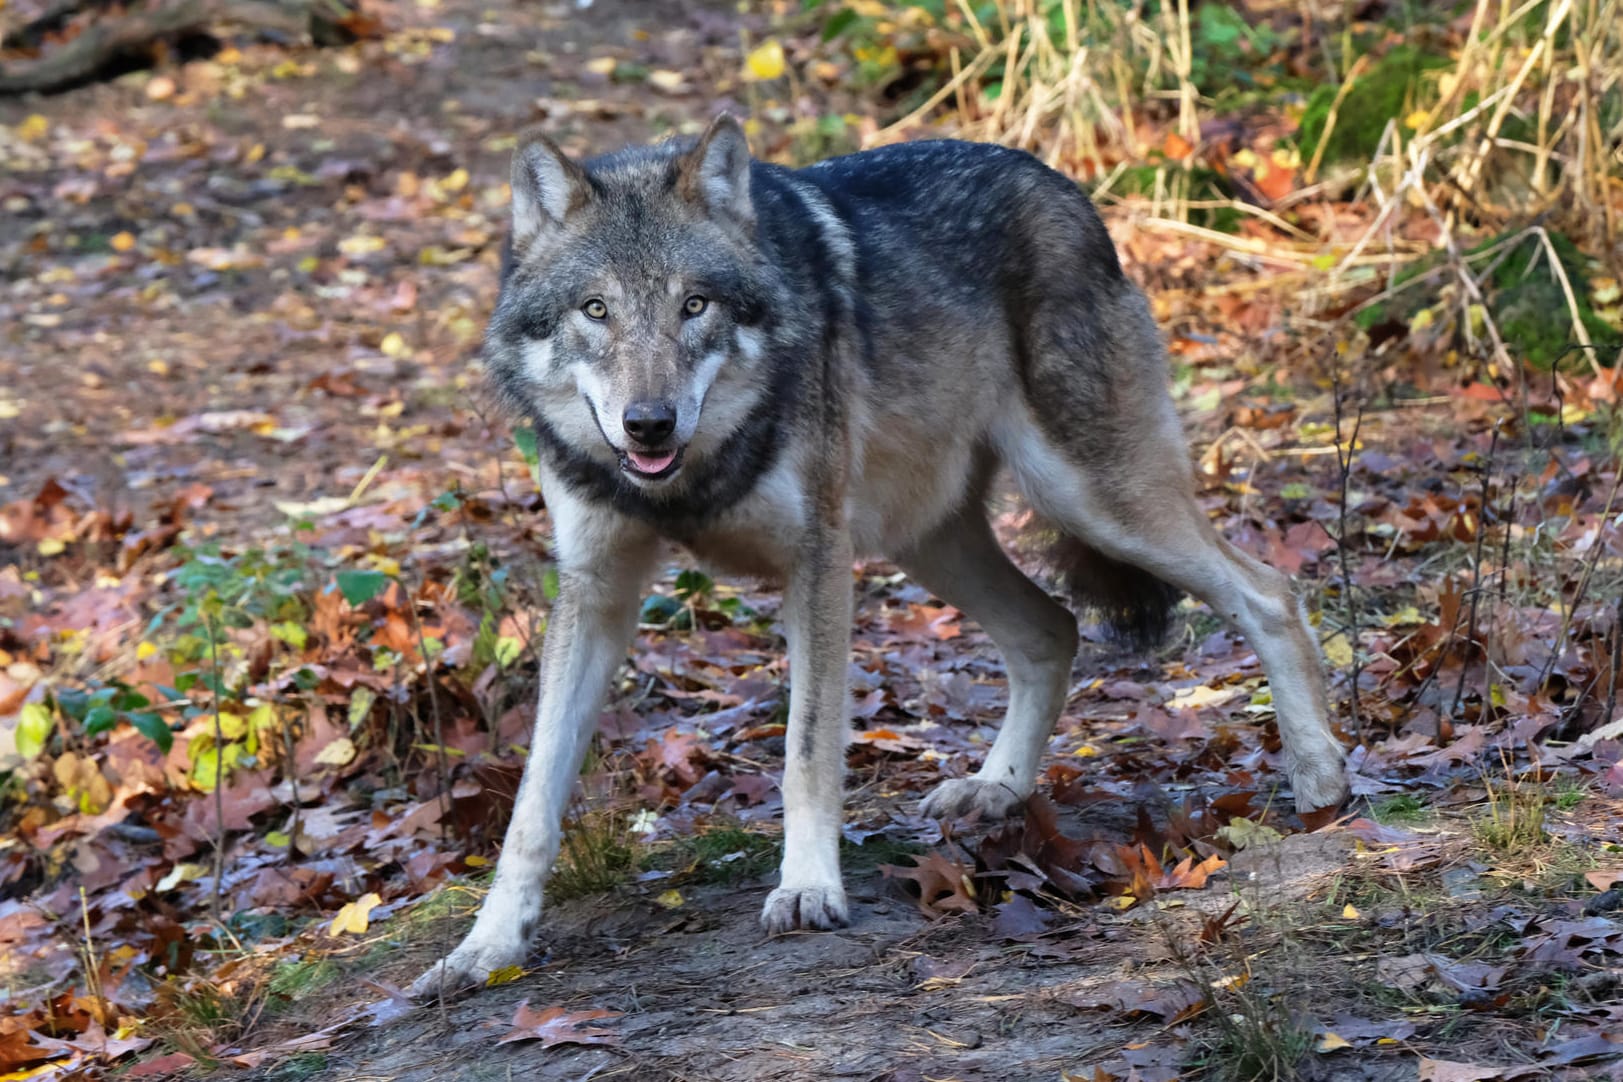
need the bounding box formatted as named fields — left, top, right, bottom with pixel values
left=0, top=0, right=1621, bottom=1078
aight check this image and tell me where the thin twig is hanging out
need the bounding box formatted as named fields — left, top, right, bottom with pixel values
left=208, top=615, right=226, bottom=923
left=1604, top=592, right=1622, bottom=728
left=409, top=571, right=457, bottom=847
left=1535, top=467, right=1623, bottom=694
left=1449, top=425, right=1500, bottom=732
left=1332, top=364, right=1364, bottom=744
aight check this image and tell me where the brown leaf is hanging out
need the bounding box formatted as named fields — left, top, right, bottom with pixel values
left=495, top=1002, right=622, bottom=1048
left=1585, top=868, right=1623, bottom=891
left=1417, top=1060, right=1506, bottom=1082
left=881, top=851, right=977, bottom=918
left=126, top=1051, right=198, bottom=1077
left=1064, top=979, right=1206, bottom=1022
left=990, top=894, right=1052, bottom=940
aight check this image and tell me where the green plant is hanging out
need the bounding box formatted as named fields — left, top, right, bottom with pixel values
left=549, top=807, right=636, bottom=900
left=1201, top=988, right=1315, bottom=1082
left=643, top=825, right=780, bottom=885
left=1553, top=779, right=1588, bottom=811
left=1372, top=793, right=1429, bottom=823
left=267, top=1053, right=331, bottom=1080
left=1474, top=771, right=1548, bottom=855
left=267, top=957, right=340, bottom=1002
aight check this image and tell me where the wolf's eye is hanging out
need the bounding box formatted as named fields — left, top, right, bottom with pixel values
left=682, top=295, right=708, bottom=318
left=582, top=299, right=608, bottom=321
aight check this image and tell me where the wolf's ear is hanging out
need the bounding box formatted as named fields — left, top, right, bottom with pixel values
left=680, top=114, right=753, bottom=231
left=511, top=130, right=591, bottom=247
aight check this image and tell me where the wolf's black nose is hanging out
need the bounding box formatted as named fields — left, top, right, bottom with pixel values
left=623, top=402, right=676, bottom=446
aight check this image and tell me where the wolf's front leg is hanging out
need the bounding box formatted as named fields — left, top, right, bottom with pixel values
left=410, top=526, right=655, bottom=1000
left=762, top=530, right=854, bottom=933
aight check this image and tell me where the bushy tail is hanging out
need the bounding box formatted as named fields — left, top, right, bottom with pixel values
left=1043, top=529, right=1182, bottom=651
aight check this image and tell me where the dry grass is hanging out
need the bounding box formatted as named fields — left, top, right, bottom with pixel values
left=870, top=0, right=1623, bottom=374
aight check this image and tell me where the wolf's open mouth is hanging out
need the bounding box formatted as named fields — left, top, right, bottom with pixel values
left=621, top=446, right=684, bottom=480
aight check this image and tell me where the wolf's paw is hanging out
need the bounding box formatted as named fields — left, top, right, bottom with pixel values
left=407, top=935, right=527, bottom=1002
left=1289, top=752, right=1350, bottom=813
left=760, top=883, right=849, bottom=935
left=920, top=776, right=1026, bottom=822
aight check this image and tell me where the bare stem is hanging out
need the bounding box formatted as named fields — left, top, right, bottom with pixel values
left=1332, top=363, right=1365, bottom=744
left=1449, top=425, right=1499, bottom=732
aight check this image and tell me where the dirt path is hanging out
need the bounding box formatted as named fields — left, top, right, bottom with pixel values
left=314, top=876, right=1115, bottom=1081
left=5, top=3, right=1620, bottom=1081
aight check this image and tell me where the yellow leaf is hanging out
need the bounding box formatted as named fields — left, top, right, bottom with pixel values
left=485, top=964, right=523, bottom=987
left=1380, top=606, right=1423, bottom=627
left=1106, top=894, right=1136, bottom=910
left=137, top=641, right=159, bottom=660
left=744, top=39, right=786, bottom=81
left=464, top=854, right=489, bottom=867
left=330, top=891, right=382, bottom=935
left=315, top=736, right=357, bottom=767
left=1342, top=903, right=1360, bottom=919
left=36, top=537, right=66, bottom=557
left=110, top=231, right=136, bottom=252
left=217, top=711, right=248, bottom=740
left=339, top=234, right=387, bottom=257
left=441, top=167, right=469, bottom=193
left=1170, top=684, right=1237, bottom=709
left=1323, top=636, right=1354, bottom=669
left=1318, top=1031, right=1352, bottom=1051
left=379, top=332, right=409, bottom=358
left=156, top=862, right=206, bottom=892
left=648, top=70, right=687, bottom=94
left=656, top=889, right=685, bottom=909
left=17, top=113, right=48, bottom=141
left=17, top=702, right=55, bottom=761
left=1072, top=744, right=1099, bottom=757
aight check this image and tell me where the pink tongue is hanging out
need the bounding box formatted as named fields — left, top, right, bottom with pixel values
left=627, top=449, right=677, bottom=474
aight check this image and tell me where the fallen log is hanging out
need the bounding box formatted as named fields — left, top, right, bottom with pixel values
left=0, top=0, right=361, bottom=94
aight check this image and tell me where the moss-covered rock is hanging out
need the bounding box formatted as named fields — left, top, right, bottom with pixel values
left=1299, top=45, right=1451, bottom=165
left=1355, top=230, right=1616, bottom=370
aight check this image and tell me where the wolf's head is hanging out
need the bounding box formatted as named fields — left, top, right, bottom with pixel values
left=485, top=115, right=775, bottom=490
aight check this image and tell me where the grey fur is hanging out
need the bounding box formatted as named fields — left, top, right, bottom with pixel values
left=409, top=117, right=1349, bottom=1000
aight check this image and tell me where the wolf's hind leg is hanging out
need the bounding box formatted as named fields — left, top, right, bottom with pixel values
left=1003, top=421, right=1348, bottom=812
left=895, top=509, right=1079, bottom=821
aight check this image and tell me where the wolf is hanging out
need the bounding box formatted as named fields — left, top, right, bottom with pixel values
left=409, top=115, right=1349, bottom=998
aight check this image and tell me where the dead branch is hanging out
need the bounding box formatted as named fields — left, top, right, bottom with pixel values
left=0, top=0, right=354, bottom=94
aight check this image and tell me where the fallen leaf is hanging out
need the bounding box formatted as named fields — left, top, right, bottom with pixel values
left=495, top=1002, right=621, bottom=1048
left=330, top=892, right=383, bottom=935
left=882, top=852, right=977, bottom=918
left=1585, top=869, right=1623, bottom=891
left=743, top=39, right=785, bottom=81
left=126, top=1052, right=198, bottom=1077
left=1417, top=1060, right=1505, bottom=1082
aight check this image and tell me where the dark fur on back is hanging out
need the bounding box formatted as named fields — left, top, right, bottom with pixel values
left=1044, top=530, right=1182, bottom=650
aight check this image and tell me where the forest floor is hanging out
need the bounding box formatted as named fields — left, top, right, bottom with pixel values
left=1, top=1, right=1621, bottom=1080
